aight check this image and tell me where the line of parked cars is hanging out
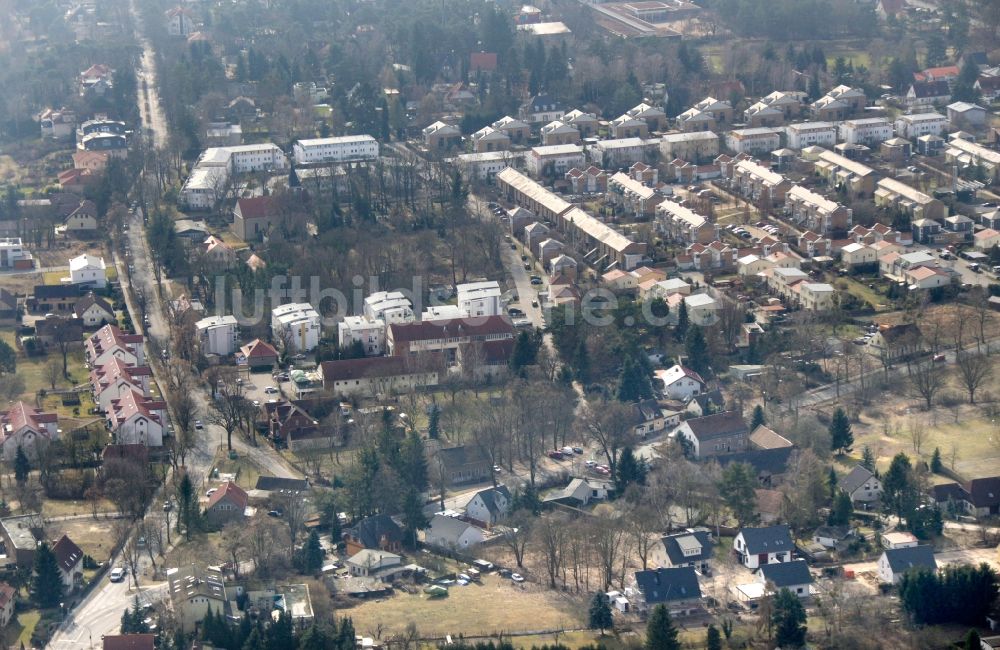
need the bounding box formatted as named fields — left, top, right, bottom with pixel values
left=547, top=445, right=584, bottom=460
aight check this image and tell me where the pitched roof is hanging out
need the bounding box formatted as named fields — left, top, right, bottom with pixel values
left=0, top=582, right=15, bottom=611
left=657, top=364, right=705, bottom=387
left=755, top=488, right=784, bottom=515
left=759, top=559, right=813, bottom=587
left=102, top=634, right=157, bottom=650
left=878, top=322, right=921, bottom=343
left=388, top=315, right=514, bottom=344
left=321, top=355, right=439, bottom=382
left=33, top=284, right=83, bottom=300
left=347, top=514, right=403, bottom=549
left=634, top=566, right=702, bottom=603
left=435, top=444, right=489, bottom=468
left=683, top=411, right=748, bottom=441
left=0, top=287, right=16, bottom=310
left=235, top=196, right=275, bottom=220
left=737, top=525, right=793, bottom=555
left=74, top=294, right=114, bottom=318
left=717, top=447, right=795, bottom=476
left=473, top=485, right=512, bottom=516
left=427, top=514, right=479, bottom=541
left=883, top=545, right=936, bottom=574
left=749, top=425, right=794, bottom=450
left=840, top=465, right=876, bottom=495
left=239, top=338, right=278, bottom=360
left=207, top=481, right=248, bottom=512
left=660, top=530, right=713, bottom=565
left=52, top=534, right=83, bottom=573
left=964, top=476, right=1000, bottom=508
left=1, top=401, right=58, bottom=437
left=909, top=80, right=951, bottom=99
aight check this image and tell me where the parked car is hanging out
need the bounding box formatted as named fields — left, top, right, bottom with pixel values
left=194, top=420, right=204, bottom=430
left=205, top=488, right=217, bottom=498
left=264, top=386, right=278, bottom=394
left=572, top=446, right=584, bottom=454
left=561, top=446, right=575, bottom=456
left=547, top=450, right=564, bottom=460
left=933, top=354, right=946, bottom=362
left=511, top=573, right=525, bottom=583
left=109, top=567, right=126, bottom=582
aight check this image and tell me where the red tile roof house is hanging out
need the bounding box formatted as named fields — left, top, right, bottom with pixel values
left=89, top=357, right=152, bottom=414
left=107, top=388, right=166, bottom=447
left=85, top=324, right=145, bottom=367
left=1, top=401, right=59, bottom=461
left=204, top=481, right=249, bottom=528
left=102, top=633, right=157, bottom=650
left=237, top=338, right=279, bottom=370
left=0, top=582, right=15, bottom=627
left=52, top=534, right=84, bottom=591
left=266, top=400, right=329, bottom=452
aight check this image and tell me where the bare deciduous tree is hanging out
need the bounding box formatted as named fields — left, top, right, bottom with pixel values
left=956, top=351, right=992, bottom=404
left=579, top=399, right=637, bottom=488
left=208, top=372, right=249, bottom=450
left=534, top=513, right=567, bottom=588
left=499, top=509, right=533, bottom=569
left=907, top=361, right=946, bottom=410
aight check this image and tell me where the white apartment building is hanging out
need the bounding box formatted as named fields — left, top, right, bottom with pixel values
left=526, top=144, right=585, bottom=178
left=784, top=122, right=837, bottom=149
left=588, top=138, right=654, bottom=169
left=195, top=315, right=239, bottom=356
left=453, top=151, right=521, bottom=181
left=337, top=315, right=386, bottom=356
left=456, top=280, right=502, bottom=317
left=725, top=128, right=782, bottom=155
left=271, top=303, right=321, bottom=352
left=839, top=118, right=893, bottom=146
left=363, top=291, right=414, bottom=324
left=179, top=165, right=230, bottom=210
left=293, top=135, right=379, bottom=165
left=224, top=144, right=288, bottom=173
left=659, top=131, right=720, bottom=162
left=894, top=113, right=947, bottom=140
left=180, top=144, right=287, bottom=210
left=68, top=254, right=107, bottom=288
left=0, top=238, right=33, bottom=269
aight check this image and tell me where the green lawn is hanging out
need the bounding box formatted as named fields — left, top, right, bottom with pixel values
left=1, top=331, right=89, bottom=403
left=835, top=277, right=888, bottom=311
left=13, top=610, right=40, bottom=648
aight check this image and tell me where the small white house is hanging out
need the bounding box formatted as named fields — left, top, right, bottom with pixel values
left=734, top=525, right=794, bottom=569
left=68, top=254, right=107, bottom=288
left=757, top=559, right=813, bottom=598
left=464, top=485, right=512, bottom=526
left=423, top=514, right=486, bottom=550
left=840, top=465, right=882, bottom=504
left=655, top=364, right=706, bottom=400
left=877, top=545, right=936, bottom=584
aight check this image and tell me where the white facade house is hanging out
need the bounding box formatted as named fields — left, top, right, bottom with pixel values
left=337, top=315, right=386, bottom=356
left=453, top=151, right=521, bottom=181
left=180, top=145, right=287, bottom=210
left=271, top=303, right=321, bottom=352
left=527, top=144, right=585, bottom=178
left=363, top=291, right=414, bottom=324
left=839, top=118, right=893, bottom=146
left=894, top=113, right=947, bottom=139
left=784, top=122, right=837, bottom=149
left=685, top=293, right=720, bottom=325
left=456, top=280, right=502, bottom=317
left=841, top=242, right=877, bottom=266
left=877, top=546, right=936, bottom=584
left=725, top=128, right=782, bottom=155
left=424, top=514, right=486, bottom=550
left=293, top=136, right=379, bottom=165
left=734, top=525, right=794, bottom=569
left=223, top=144, right=288, bottom=173
left=655, top=364, right=706, bottom=400
left=68, top=254, right=106, bottom=288
left=0, top=237, right=33, bottom=269
left=179, top=165, right=230, bottom=210
left=195, top=315, right=239, bottom=356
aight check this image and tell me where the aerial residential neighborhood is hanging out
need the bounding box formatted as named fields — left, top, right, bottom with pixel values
left=0, top=0, right=999, bottom=649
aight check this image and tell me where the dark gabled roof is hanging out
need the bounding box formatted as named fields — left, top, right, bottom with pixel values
left=687, top=388, right=724, bottom=412
left=759, top=559, right=813, bottom=588
left=878, top=322, right=921, bottom=344
left=321, top=355, right=440, bottom=382
left=0, top=288, right=16, bottom=309
left=74, top=294, right=114, bottom=318
left=525, top=94, right=562, bottom=113
left=634, top=567, right=702, bottom=603
left=346, top=514, right=403, bottom=549
left=840, top=465, right=875, bottom=495
left=435, top=444, right=489, bottom=468
left=474, top=485, right=512, bottom=516
left=883, top=545, right=936, bottom=574
left=738, top=525, right=793, bottom=555
left=52, top=534, right=83, bottom=573
left=813, top=525, right=852, bottom=541
left=909, top=80, right=951, bottom=99
left=635, top=399, right=663, bottom=421
left=964, top=476, right=1000, bottom=508
left=683, top=410, right=747, bottom=441
left=660, top=530, right=713, bottom=565
left=931, top=481, right=967, bottom=503
left=254, top=476, right=309, bottom=492
left=716, top=447, right=794, bottom=476
left=33, top=284, right=83, bottom=300
left=388, top=316, right=514, bottom=344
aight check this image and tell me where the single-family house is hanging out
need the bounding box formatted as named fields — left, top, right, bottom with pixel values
left=465, top=486, right=512, bottom=526
left=655, top=364, right=706, bottom=400
left=52, top=534, right=84, bottom=591
left=866, top=323, right=923, bottom=361
left=424, top=514, right=486, bottom=550
left=423, top=121, right=462, bottom=150
left=877, top=545, right=936, bottom=584
left=544, top=477, right=613, bottom=506
left=166, top=564, right=227, bottom=632
left=633, top=399, right=673, bottom=437
left=204, top=481, right=249, bottom=528
left=633, top=567, right=703, bottom=616
left=812, top=525, right=855, bottom=550
left=346, top=549, right=402, bottom=578
left=758, top=560, right=813, bottom=598
left=64, top=200, right=99, bottom=232
left=733, top=525, right=794, bottom=569
left=68, top=254, right=107, bottom=288
left=74, top=294, right=115, bottom=328
left=651, top=530, right=713, bottom=573
left=344, top=514, right=404, bottom=557
left=675, top=411, right=748, bottom=459
left=237, top=338, right=279, bottom=369
left=840, top=464, right=881, bottom=504
left=427, top=443, right=492, bottom=486
left=1, top=402, right=59, bottom=462
left=931, top=477, right=1000, bottom=517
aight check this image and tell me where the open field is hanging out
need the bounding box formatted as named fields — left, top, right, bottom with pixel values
left=345, top=572, right=583, bottom=639
left=1, top=330, right=90, bottom=404
left=49, top=516, right=120, bottom=563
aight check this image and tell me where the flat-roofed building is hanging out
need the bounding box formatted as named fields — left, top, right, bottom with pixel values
left=659, top=131, right=720, bottom=163
left=894, top=113, right=947, bottom=140
left=726, top=128, right=782, bottom=155
left=527, top=144, right=585, bottom=178
left=292, top=135, right=379, bottom=164
left=785, top=122, right=837, bottom=149
left=588, top=137, right=657, bottom=169
left=840, top=118, right=893, bottom=146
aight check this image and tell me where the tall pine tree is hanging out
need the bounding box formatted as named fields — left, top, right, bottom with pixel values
left=645, top=604, right=681, bottom=650
left=829, top=407, right=854, bottom=455
left=685, top=326, right=710, bottom=376
left=588, top=593, right=612, bottom=633
left=30, top=542, right=64, bottom=608
left=772, top=588, right=807, bottom=648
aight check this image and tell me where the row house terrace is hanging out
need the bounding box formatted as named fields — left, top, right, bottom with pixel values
left=813, top=150, right=878, bottom=197
left=85, top=324, right=145, bottom=368
left=1, top=402, right=59, bottom=462
left=606, top=172, right=663, bottom=219
left=565, top=166, right=608, bottom=194
left=784, top=185, right=852, bottom=234
left=726, top=160, right=791, bottom=205
left=874, top=178, right=948, bottom=221
left=676, top=241, right=737, bottom=271
left=797, top=231, right=832, bottom=258
left=849, top=223, right=909, bottom=246
left=89, top=357, right=152, bottom=414
left=656, top=201, right=719, bottom=244
left=107, top=388, right=166, bottom=447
